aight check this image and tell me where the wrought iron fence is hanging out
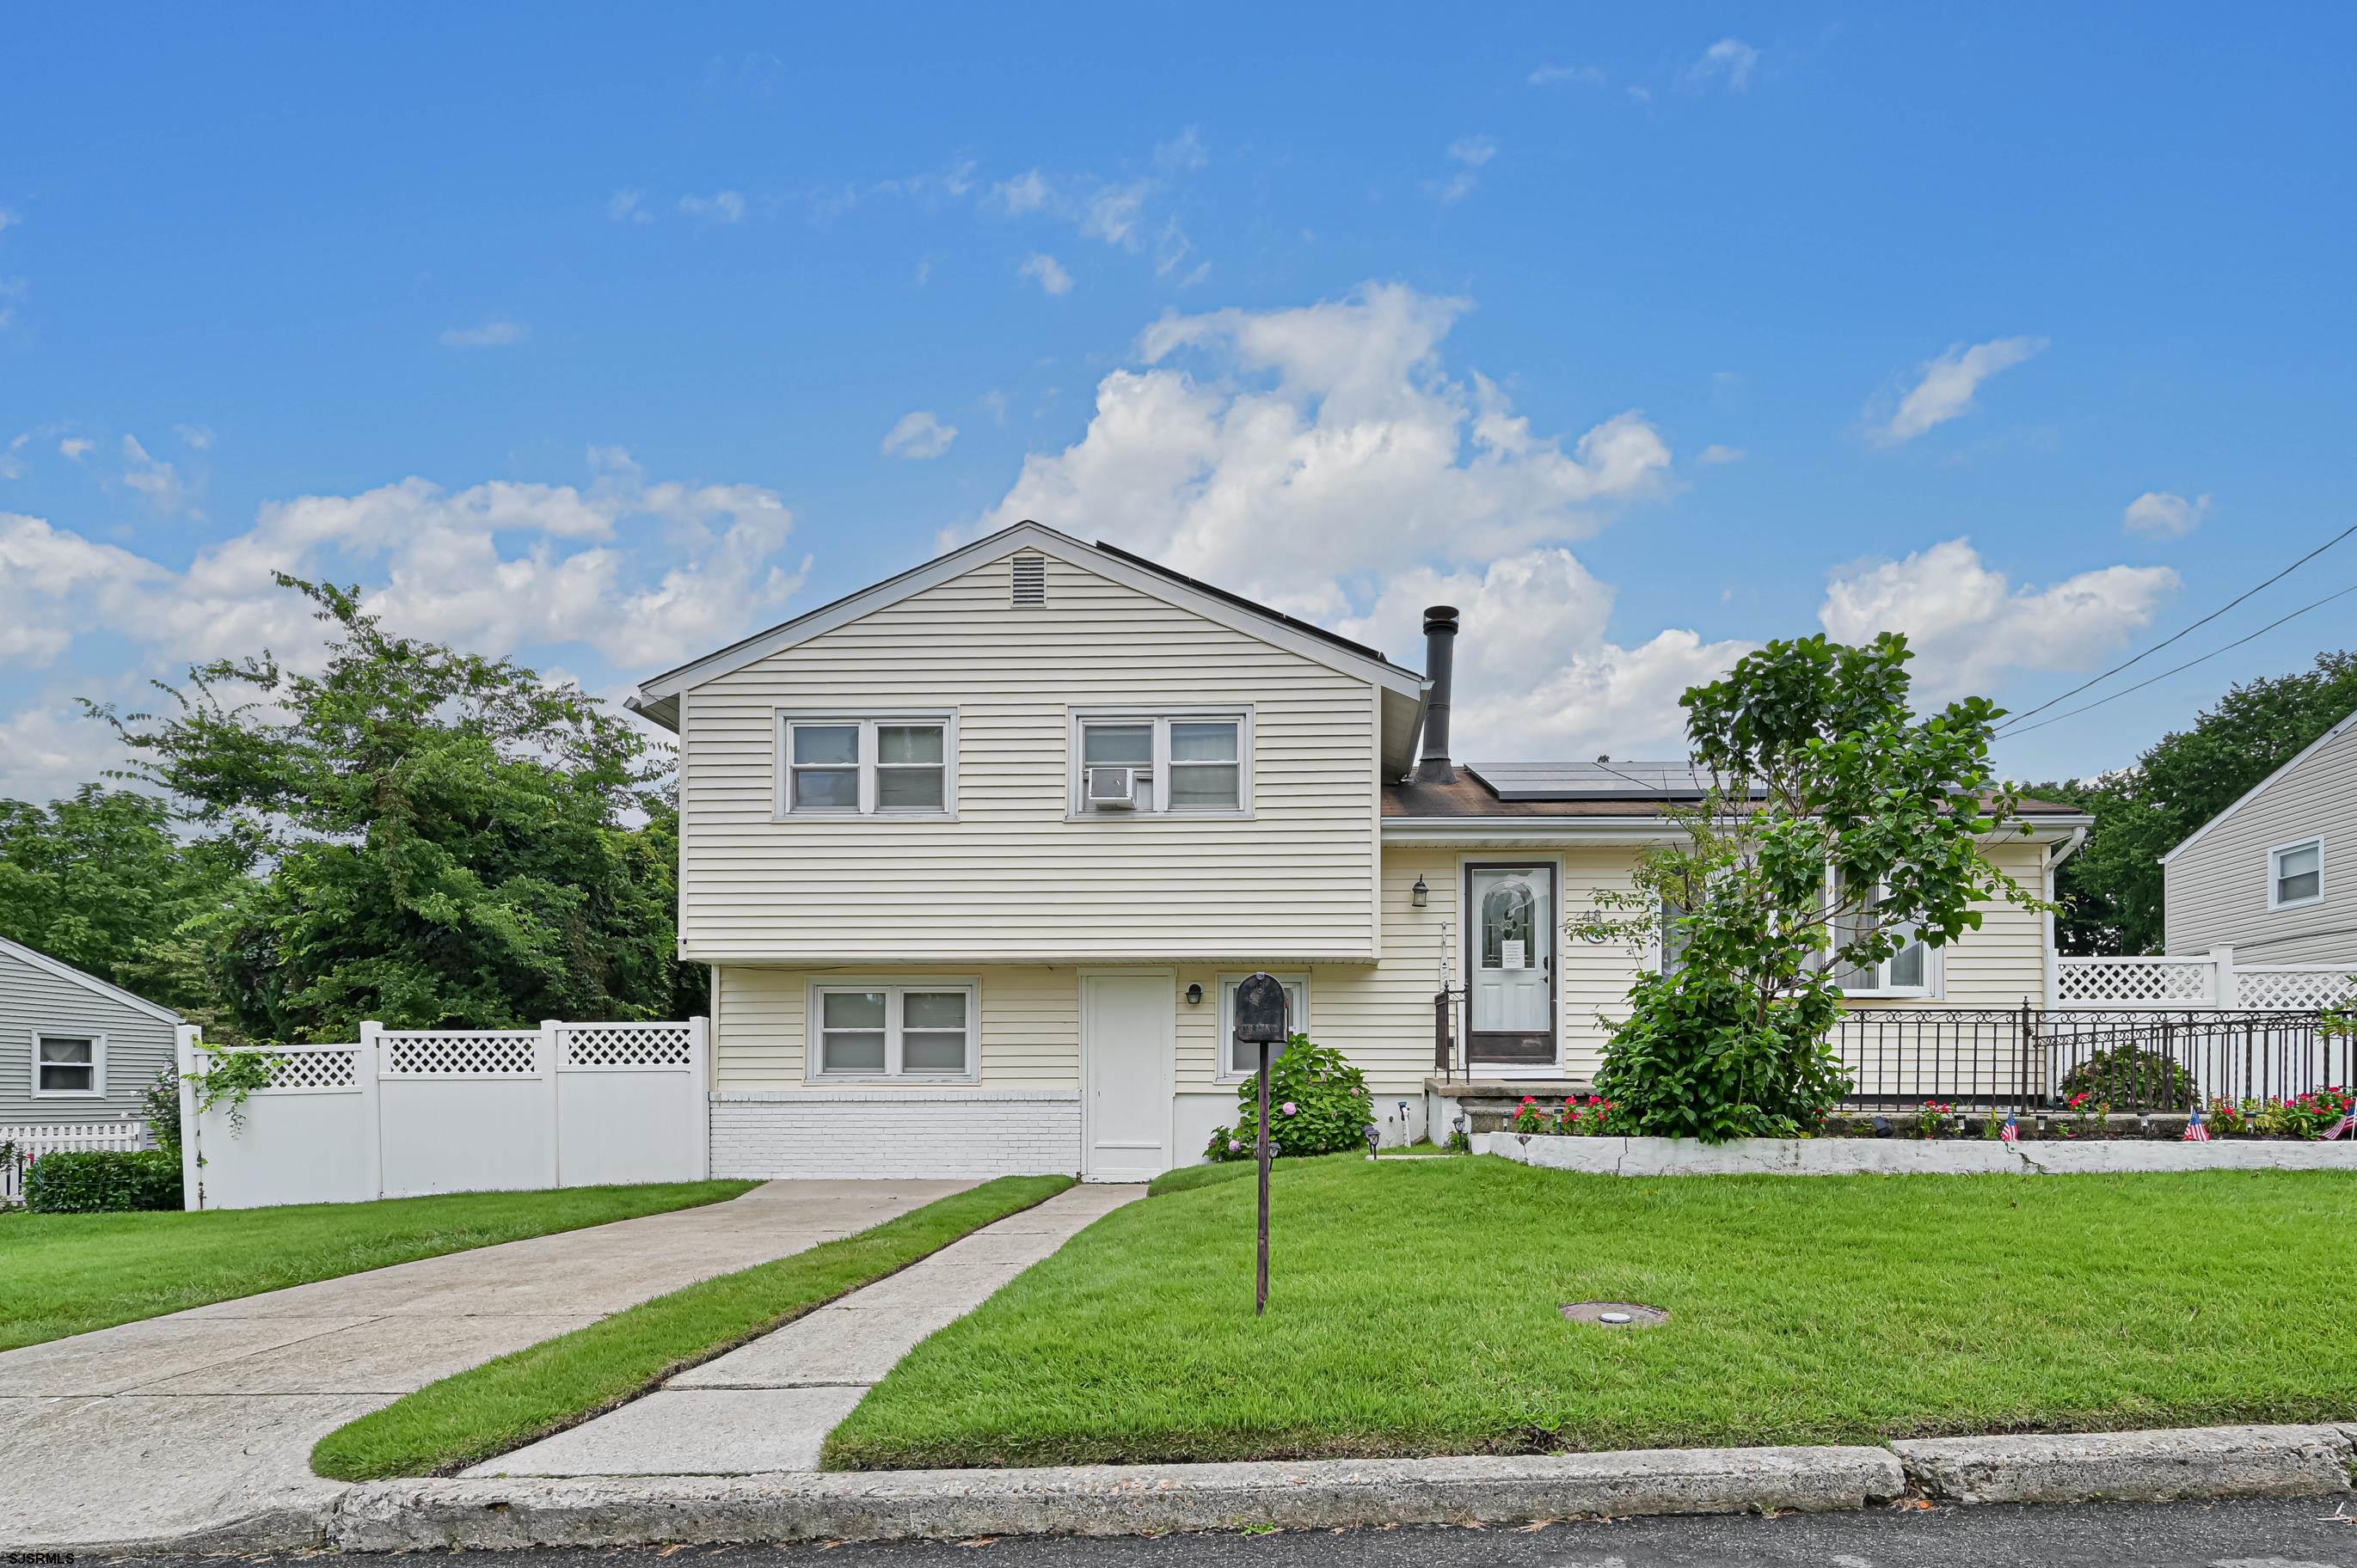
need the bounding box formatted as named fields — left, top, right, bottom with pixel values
left=1832, top=1007, right=2349, bottom=1113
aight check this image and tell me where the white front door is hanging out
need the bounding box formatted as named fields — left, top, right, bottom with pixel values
left=1468, top=864, right=1556, bottom=1066
left=1081, top=971, right=1173, bottom=1181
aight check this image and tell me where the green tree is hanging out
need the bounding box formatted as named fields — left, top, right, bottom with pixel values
left=2031, top=650, right=2357, bottom=954
left=0, top=784, right=250, bottom=1016
left=1583, top=634, right=2048, bottom=1141
left=95, top=576, right=697, bottom=1039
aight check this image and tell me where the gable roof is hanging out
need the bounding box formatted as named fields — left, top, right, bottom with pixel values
left=0, top=935, right=184, bottom=1026
left=2159, top=704, right=2357, bottom=866
left=629, top=521, right=1427, bottom=732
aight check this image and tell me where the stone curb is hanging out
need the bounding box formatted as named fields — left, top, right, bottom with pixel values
left=328, top=1448, right=1904, bottom=1551
left=1893, top=1423, right=2357, bottom=1506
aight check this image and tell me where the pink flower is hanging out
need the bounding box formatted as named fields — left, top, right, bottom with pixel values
left=1281, top=1101, right=1299, bottom=1116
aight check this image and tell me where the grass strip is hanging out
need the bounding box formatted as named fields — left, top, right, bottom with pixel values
left=311, top=1172, right=1075, bottom=1480
left=827, top=1157, right=2357, bottom=1469
left=0, top=1180, right=757, bottom=1351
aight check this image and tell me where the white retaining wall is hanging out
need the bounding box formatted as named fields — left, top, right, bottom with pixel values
left=711, top=1089, right=1081, bottom=1179
left=1478, top=1130, right=2357, bottom=1176
left=181, top=1020, right=710, bottom=1210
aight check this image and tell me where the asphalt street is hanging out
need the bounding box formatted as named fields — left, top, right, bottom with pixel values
left=106, top=1494, right=2357, bottom=1568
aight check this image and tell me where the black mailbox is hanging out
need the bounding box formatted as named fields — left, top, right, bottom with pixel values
left=1233, top=972, right=1290, bottom=1044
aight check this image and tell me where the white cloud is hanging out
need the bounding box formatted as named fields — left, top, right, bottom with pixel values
left=0, top=432, right=25, bottom=481
left=1083, top=181, right=1149, bottom=248
left=607, top=187, right=654, bottom=225
left=0, top=453, right=809, bottom=695
left=993, top=170, right=1053, bottom=215
left=1431, top=137, right=1497, bottom=204
left=2123, top=490, right=2210, bottom=538
left=1871, top=335, right=2047, bottom=446
left=881, top=410, right=958, bottom=460
left=439, top=318, right=530, bottom=349
left=1529, top=62, right=1605, bottom=87
left=980, top=282, right=1670, bottom=624
left=175, top=423, right=215, bottom=450
left=1690, top=37, right=1760, bottom=89
left=1698, top=444, right=1746, bottom=465
left=1154, top=127, right=1208, bottom=172
left=58, top=437, right=93, bottom=461
left=0, top=703, right=138, bottom=806
left=1819, top=537, right=2179, bottom=701
left=1020, top=253, right=1073, bottom=296
left=677, top=190, right=747, bottom=224
left=120, top=434, right=197, bottom=516
left=1336, top=550, right=1751, bottom=759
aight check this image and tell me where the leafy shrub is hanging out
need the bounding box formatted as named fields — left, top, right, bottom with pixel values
left=1593, top=969, right=1851, bottom=1141
left=2059, top=1045, right=2196, bottom=1111
left=1204, top=1036, right=1372, bottom=1161
left=24, top=1148, right=184, bottom=1213
left=141, top=1063, right=183, bottom=1157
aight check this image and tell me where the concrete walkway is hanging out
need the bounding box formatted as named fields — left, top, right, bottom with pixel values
left=0, top=1179, right=972, bottom=1553
left=467, top=1182, right=1146, bottom=1478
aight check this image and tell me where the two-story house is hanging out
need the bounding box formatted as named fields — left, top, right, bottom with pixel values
left=631, top=523, right=2090, bottom=1181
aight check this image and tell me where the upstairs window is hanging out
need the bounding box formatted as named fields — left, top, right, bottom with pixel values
left=778, top=714, right=954, bottom=817
left=1073, top=712, right=1249, bottom=816
left=2270, top=837, right=2324, bottom=910
left=34, top=1033, right=102, bottom=1097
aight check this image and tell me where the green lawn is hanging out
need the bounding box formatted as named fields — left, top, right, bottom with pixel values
left=0, top=1180, right=758, bottom=1351
left=826, top=1155, right=2357, bottom=1468
left=312, top=1173, right=1075, bottom=1480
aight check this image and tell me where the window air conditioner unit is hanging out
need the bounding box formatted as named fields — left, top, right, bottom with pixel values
left=1084, top=766, right=1139, bottom=809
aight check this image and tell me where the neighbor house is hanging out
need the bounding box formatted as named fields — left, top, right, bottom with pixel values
left=2162, top=706, right=2357, bottom=967
left=630, top=523, right=2092, bottom=1181
left=1, top=934, right=181, bottom=1127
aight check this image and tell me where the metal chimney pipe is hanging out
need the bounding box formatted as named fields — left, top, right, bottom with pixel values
left=1415, top=605, right=1458, bottom=784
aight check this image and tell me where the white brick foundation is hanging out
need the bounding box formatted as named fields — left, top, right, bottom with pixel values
left=710, top=1089, right=1083, bottom=1179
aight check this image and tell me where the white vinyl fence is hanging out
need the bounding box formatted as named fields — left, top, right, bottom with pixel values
left=0, top=1119, right=151, bottom=1206
left=179, top=1019, right=709, bottom=1210
left=2054, top=947, right=2354, bottom=1010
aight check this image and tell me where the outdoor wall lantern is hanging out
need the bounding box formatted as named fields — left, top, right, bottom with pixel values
left=1411, top=873, right=1429, bottom=909
left=1185, top=983, right=1204, bottom=1006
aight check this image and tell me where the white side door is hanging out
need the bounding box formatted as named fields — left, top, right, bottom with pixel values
left=1469, top=865, right=1554, bottom=1045
left=1080, top=971, right=1174, bottom=1181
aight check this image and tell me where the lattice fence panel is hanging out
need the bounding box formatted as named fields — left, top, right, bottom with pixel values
left=560, top=1024, right=695, bottom=1069
left=2054, top=959, right=2215, bottom=1007
left=2239, top=968, right=2357, bottom=1010
left=381, top=1032, right=541, bottom=1077
left=263, top=1049, right=360, bottom=1091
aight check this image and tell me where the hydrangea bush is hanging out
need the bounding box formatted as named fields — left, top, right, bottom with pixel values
left=1204, top=1036, right=1373, bottom=1161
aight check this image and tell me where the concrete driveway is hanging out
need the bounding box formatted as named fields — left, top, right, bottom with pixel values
left=0, top=1179, right=972, bottom=1553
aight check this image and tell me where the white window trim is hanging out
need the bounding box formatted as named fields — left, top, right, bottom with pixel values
left=775, top=711, right=958, bottom=820
left=804, top=977, right=981, bottom=1083
left=2268, top=836, right=2326, bottom=912
left=1822, top=871, right=1942, bottom=999
left=1216, top=971, right=1307, bottom=1081
left=1069, top=707, right=1254, bottom=819
left=32, top=1030, right=107, bottom=1099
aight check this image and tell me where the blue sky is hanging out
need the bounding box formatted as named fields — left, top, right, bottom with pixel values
left=5, top=3, right=2354, bottom=799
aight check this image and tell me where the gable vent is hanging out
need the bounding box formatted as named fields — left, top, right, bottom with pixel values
left=1010, top=554, right=1047, bottom=607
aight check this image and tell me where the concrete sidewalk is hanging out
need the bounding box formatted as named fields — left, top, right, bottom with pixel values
left=467, top=1182, right=1146, bottom=1478
left=0, top=1179, right=972, bottom=1553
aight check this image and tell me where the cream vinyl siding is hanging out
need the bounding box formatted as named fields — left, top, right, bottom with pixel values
left=679, top=550, right=1380, bottom=964
left=713, top=964, right=1079, bottom=1089
left=2166, top=720, right=2355, bottom=963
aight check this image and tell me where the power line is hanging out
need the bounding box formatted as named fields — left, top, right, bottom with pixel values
left=1995, top=580, right=2357, bottom=742
left=1992, top=521, right=2357, bottom=734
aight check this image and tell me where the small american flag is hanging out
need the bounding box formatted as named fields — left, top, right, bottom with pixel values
left=2183, top=1106, right=2211, bottom=1142
left=2326, top=1106, right=2356, bottom=1142
left=2000, top=1113, right=2018, bottom=1144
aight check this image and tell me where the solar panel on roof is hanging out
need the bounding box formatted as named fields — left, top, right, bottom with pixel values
left=1464, top=763, right=1765, bottom=801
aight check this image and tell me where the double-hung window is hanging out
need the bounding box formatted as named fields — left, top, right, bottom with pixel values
left=811, top=982, right=977, bottom=1079
left=1218, top=973, right=1304, bottom=1078
left=34, top=1033, right=102, bottom=1098
left=779, top=714, right=954, bottom=817
left=1827, top=873, right=1933, bottom=997
left=2269, top=838, right=2324, bottom=910
left=1073, top=711, right=1249, bottom=815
